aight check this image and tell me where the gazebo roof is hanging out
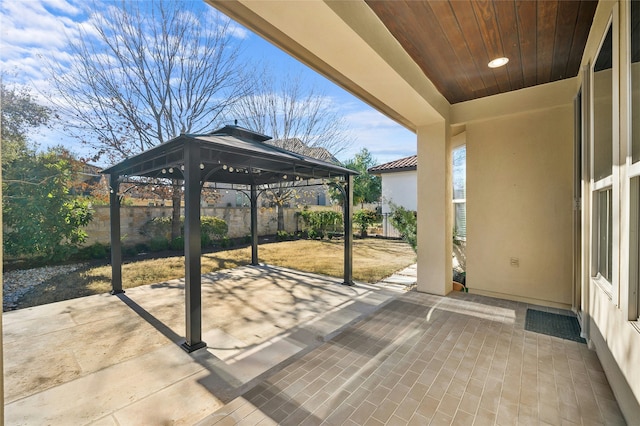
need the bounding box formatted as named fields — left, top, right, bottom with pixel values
left=101, top=125, right=356, bottom=185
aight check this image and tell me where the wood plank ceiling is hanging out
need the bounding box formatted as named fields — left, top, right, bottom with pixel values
left=365, top=0, right=599, bottom=104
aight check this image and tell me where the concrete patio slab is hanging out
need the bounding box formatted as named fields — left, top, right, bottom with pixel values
left=3, top=264, right=404, bottom=425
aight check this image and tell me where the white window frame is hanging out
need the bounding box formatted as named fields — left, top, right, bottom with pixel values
left=590, top=13, right=619, bottom=305
left=626, top=0, right=640, bottom=321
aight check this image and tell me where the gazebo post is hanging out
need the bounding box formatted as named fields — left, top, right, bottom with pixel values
left=343, top=174, right=354, bottom=285
left=109, top=174, right=124, bottom=295
left=181, top=141, right=206, bottom=353
left=250, top=185, right=259, bottom=265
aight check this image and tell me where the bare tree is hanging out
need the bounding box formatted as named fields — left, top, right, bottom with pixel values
left=44, top=0, right=251, bottom=238
left=230, top=70, right=352, bottom=230
left=230, top=70, right=351, bottom=156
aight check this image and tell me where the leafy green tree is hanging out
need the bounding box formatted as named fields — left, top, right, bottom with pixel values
left=3, top=148, right=94, bottom=260
left=0, top=82, right=50, bottom=167
left=353, top=209, right=381, bottom=237
left=389, top=203, right=417, bottom=253
left=332, top=148, right=381, bottom=207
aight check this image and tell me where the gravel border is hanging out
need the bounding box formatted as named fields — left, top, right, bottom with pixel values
left=3, top=264, right=85, bottom=311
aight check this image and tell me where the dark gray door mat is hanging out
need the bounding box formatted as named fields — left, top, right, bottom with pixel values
left=525, top=309, right=586, bottom=344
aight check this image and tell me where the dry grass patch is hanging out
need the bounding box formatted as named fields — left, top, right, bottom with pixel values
left=16, top=238, right=414, bottom=309
left=257, top=239, right=415, bottom=283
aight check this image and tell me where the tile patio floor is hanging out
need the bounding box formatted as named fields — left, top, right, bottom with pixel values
left=199, top=291, right=626, bottom=426
left=4, top=264, right=627, bottom=425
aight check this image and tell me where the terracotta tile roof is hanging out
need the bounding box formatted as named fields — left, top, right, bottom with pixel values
left=368, top=154, right=417, bottom=174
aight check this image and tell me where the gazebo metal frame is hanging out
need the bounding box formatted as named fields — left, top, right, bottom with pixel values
left=101, top=125, right=358, bottom=352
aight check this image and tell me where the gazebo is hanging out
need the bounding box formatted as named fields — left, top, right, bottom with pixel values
left=101, top=125, right=358, bottom=352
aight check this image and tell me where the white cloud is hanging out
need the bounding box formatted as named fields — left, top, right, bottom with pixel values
left=42, top=0, right=82, bottom=15
left=0, top=0, right=415, bottom=167
left=0, top=0, right=89, bottom=85
left=338, top=107, right=416, bottom=165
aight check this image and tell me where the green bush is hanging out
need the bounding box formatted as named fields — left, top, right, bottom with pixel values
left=299, top=209, right=342, bottom=239
left=389, top=204, right=417, bottom=253
left=141, top=216, right=227, bottom=248
left=123, top=246, right=138, bottom=257
left=201, top=216, right=228, bottom=240
left=170, top=236, right=184, bottom=251
left=140, top=216, right=172, bottom=239
left=243, top=235, right=252, bottom=244
left=353, top=209, right=381, bottom=237
left=276, top=230, right=292, bottom=241
left=149, top=237, right=169, bottom=252
left=219, top=236, right=233, bottom=248
left=78, top=242, right=110, bottom=260
left=135, top=243, right=149, bottom=253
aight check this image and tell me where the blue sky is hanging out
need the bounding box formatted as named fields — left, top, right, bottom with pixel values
left=0, top=0, right=416, bottom=165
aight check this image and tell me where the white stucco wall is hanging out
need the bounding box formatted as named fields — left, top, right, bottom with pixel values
left=380, top=170, right=417, bottom=214
left=465, top=101, right=574, bottom=308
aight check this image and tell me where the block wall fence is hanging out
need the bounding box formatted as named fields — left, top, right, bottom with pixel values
left=83, top=205, right=311, bottom=246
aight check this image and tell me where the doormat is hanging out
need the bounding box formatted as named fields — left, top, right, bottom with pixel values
left=525, top=309, right=586, bottom=344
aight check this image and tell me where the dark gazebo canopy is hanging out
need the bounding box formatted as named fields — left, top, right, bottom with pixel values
left=101, top=125, right=355, bottom=186
left=102, top=125, right=357, bottom=352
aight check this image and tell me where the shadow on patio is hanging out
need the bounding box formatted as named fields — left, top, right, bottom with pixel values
left=3, top=264, right=406, bottom=424
left=3, top=264, right=625, bottom=425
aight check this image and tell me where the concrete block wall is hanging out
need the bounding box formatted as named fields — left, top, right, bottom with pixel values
left=82, top=205, right=306, bottom=246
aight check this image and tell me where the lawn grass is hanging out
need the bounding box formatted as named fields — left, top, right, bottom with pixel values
left=16, top=238, right=415, bottom=309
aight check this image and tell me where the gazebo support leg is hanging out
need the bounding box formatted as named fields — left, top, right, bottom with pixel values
left=109, top=175, right=124, bottom=295
left=250, top=185, right=259, bottom=266
left=343, top=175, right=354, bottom=286
left=181, top=142, right=206, bottom=353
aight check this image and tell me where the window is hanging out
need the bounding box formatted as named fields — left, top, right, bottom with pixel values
left=591, top=22, right=614, bottom=291
left=631, top=2, right=640, bottom=318
left=632, top=177, right=640, bottom=319
left=632, top=0, right=639, bottom=164
left=452, top=145, right=466, bottom=240
left=597, top=188, right=613, bottom=282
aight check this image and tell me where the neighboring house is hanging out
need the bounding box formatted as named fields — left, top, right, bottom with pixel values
left=368, top=154, right=417, bottom=214
left=368, top=155, right=417, bottom=237
left=214, top=1, right=640, bottom=419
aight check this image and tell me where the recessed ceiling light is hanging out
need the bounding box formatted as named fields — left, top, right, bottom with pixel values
left=488, top=57, right=509, bottom=68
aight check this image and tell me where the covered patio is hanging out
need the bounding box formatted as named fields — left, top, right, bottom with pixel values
left=101, top=125, right=358, bottom=352
left=3, top=265, right=624, bottom=424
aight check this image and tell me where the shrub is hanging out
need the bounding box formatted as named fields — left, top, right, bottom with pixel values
left=141, top=216, right=227, bottom=248
left=219, top=236, right=233, bottom=248
left=79, top=242, right=110, bottom=260
left=299, top=209, right=342, bottom=239
left=149, top=237, right=169, bottom=252
left=389, top=204, right=417, bottom=253
left=353, top=209, right=381, bottom=237
left=170, top=236, right=184, bottom=251
left=123, top=246, right=138, bottom=257
left=243, top=235, right=252, bottom=244
left=134, top=243, right=149, bottom=253
left=201, top=216, right=228, bottom=240
left=140, top=216, right=172, bottom=239
left=201, top=233, right=211, bottom=248
left=276, top=230, right=292, bottom=241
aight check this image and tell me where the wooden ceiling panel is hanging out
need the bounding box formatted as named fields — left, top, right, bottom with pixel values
left=365, top=0, right=598, bottom=103
left=536, top=1, right=558, bottom=84
left=494, top=0, right=524, bottom=91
